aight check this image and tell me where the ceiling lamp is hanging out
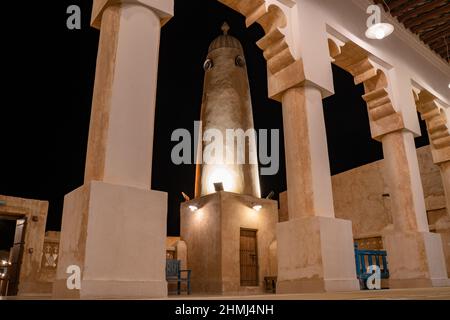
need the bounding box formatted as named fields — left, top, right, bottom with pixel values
left=366, top=23, right=394, bottom=40
left=366, top=3, right=394, bottom=40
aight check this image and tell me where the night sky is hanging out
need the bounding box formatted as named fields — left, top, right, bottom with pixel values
left=0, top=0, right=429, bottom=248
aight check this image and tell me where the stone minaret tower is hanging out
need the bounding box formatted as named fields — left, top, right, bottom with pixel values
left=195, top=23, right=261, bottom=198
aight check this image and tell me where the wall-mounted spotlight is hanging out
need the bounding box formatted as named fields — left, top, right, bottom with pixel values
left=265, top=191, right=275, bottom=200
left=0, top=200, right=6, bottom=206
left=252, top=204, right=262, bottom=212
left=189, top=205, right=198, bottom=212
left=214, top=182, right=224, bottom=192
left=181, top=192, right=191, bottom=201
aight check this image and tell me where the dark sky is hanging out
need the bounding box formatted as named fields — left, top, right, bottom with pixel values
left=0, top=0, right=429, bottom=246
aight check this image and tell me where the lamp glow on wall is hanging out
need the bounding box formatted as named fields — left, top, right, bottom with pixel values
left=366, top=4, right=393, bottom=40
left=252, top=204, right=262, bottom=212
left=206, top=167, right=235, bottom=194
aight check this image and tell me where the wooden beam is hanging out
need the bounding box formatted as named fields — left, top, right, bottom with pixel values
left=413, top=14, right=449, bottom=33
left=405, top=4, right=450, bottom=29
left=428, top=33, right=449, bottom=45
left=390, top=0, right=414, bottom=14
left=391, top=0, right=419, bottom=16
left=433, top=41, right=448, bottom=52
left=420, top=22, right=450, bottom=42
left=399, top=0, right=447, bottom=23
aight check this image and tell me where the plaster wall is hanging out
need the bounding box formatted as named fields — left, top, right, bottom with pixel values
left=279, top=145, right=446, bottom=239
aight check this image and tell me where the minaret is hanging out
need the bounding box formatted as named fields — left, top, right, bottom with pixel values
left=195, top=23, right=261, bottom=198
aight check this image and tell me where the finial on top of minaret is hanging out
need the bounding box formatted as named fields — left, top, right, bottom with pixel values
left=221, top=22, right=230, bottom=35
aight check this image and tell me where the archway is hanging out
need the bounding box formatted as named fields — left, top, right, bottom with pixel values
left=415, top=89, right=450, bottom=277
left=327, top=38, right=449, bottom=288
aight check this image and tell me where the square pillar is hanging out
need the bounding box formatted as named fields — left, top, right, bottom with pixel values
left=53, top=0, right=174, bottom=299
left=438, top=161, right=450, bottom=216
left=436, top=160, right=450, bottom=277
left=277, top=86, right=359, bottom=293
left=381, top=130, right=449, bottom=287
left=53, top=182, right=167, bottom=298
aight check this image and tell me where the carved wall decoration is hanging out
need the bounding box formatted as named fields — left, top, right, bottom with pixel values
left=327, top=39, right=405, bottom=140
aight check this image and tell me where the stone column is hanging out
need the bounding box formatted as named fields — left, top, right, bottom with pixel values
left=415, top=89, right=450, bottom=278
left=53, top=0, right=173, bottom=299
left=438, top=161, right=450, bottom=215
left=435, top=160, right=450, bottom=277
left=276, top=85, right=359, bottom=293
left=381, top=129, right=449, bottom=287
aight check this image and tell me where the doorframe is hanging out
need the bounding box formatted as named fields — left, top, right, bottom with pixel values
left=0, top=214, right=27, bottom=296
left=239, top=227, right=259, bottom=287
left=0, top=196, right=49, bottom=296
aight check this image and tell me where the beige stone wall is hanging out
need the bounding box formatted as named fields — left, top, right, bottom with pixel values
left=181, top=192, right=278, bottom=294
left=331, top=158, right=393, bottom=239
left=416, top=146, right=448, bottom=229
left=332, top=145, right=446, bottom=238
left=279, top=145, right=446, bottom=241
left=0, top=195, right=49, bottom=295
left=166, top=236, right=180, bottom=259
left=180, top=193, right=223, bottom=293
left=38, top=232, right=60, bottom=286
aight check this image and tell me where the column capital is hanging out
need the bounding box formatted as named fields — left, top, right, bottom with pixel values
left=432, top=148, right=450, bottom=165
left=91, top=0, right=174, bottom=29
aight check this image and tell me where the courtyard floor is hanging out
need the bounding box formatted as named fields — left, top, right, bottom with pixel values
left=165, top=287, right=450, bottom=300
left=2, top=287, right=450, bottom=300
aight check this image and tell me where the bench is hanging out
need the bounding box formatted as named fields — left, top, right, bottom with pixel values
left=354, top=244, right=389, bottom=289
left=166, top=259, right=191, bottom=295
left=264, top=276, right=277, bottom=293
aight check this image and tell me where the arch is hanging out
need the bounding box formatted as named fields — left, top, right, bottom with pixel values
left=218, top=0, right=299, bottom=96
left=415, top=90, right=450, bottom=153
left=327, top=39, right=404, bottom=140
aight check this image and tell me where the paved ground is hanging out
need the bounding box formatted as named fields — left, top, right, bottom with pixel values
left=3, top=287, right=450, bottom=300
left=165, top=287, right=450, bottom=300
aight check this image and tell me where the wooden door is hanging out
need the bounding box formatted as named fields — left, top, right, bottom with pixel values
left=240, top=229, right=258, bottom=286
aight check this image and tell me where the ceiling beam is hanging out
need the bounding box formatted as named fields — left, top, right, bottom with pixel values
left=399, top=0, right=447, bottom=23
left=420, top=22, right=450, bottom=42
left=405, top=4, right=450, bottom=29
left=390, top=0, right=419, bottom=16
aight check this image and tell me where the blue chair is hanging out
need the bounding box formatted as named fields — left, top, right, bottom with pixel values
left=166, top=259, right=191, bottom=295
left=354, top=244, right=389, bottom=289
